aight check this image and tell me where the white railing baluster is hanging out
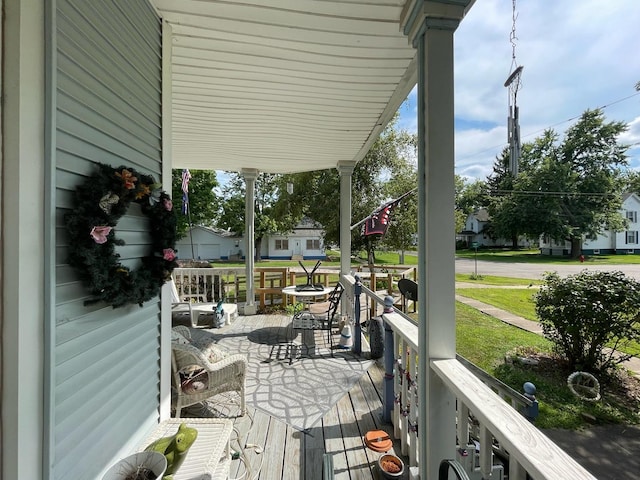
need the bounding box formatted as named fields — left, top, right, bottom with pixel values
left=393, top=334, right=402, bottom=440
left=479, top=425, right=492, bottom=479
left=510, top=458, right=527, bottom=480
left=407, top=345, right=418, bottom=467
left=457, top=402, right=470, bottom=448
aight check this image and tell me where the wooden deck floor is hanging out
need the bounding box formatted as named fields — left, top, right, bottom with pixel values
left=181, top=314, right=407, bottom=480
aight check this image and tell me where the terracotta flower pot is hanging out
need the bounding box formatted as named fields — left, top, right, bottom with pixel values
left=378, top=453, right=404, bottom=479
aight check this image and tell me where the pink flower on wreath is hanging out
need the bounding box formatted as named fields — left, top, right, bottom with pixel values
left=163, top=198, right=173, bottom=211
left=163, top=248, right=176, bottom=261
left=90, top=226, right=112, bottom=244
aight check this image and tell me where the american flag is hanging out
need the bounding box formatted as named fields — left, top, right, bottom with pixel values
left=364, top=200, right=398, bottom=236
left=181, top=169, right=191, bottom=215
left=181, top=169, right=191, bottom=193
left=362, top=189, right=416, bottom=237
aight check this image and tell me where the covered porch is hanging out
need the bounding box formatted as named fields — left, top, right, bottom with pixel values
left=1, top=1, right=598, bottom=479
left=168, top=272, right=597, bottom=479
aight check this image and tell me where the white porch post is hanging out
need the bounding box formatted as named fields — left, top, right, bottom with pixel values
left=337, top=162, right=356, bottom=280
left=3, top=1, right=46, bottom=479
left=242, top=168, right=258, bottom=315
left=160, top=19, right=174, bottom=420
left=403, top=2, right=472, bottom=478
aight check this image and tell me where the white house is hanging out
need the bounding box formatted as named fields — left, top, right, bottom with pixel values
left=266, top=217, right=326, bottom=260
left=458, top=208, right=532, bottom=248
left=179, top=218, right=326, bottom=261
left=540, top=193, right=640, bottom=256
left=175, top=226, right=242, bottom=260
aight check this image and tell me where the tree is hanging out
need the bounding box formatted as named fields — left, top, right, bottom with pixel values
left=485, top=148, right=524, bottom=248
left=171, top=169, right=220, bottom=240
left=381, top=162, right=418, bottom=263
left=489, top=110, right=629, bottom=257
left=217, top=172, right=297, bottom=261
left=455, top=175, right=489, bottom=245
left=281, top=119, right=416, bottom=263
left=535, top=270, right=640, bottom=373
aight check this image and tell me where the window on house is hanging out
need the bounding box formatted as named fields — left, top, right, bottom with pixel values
left=275, top=239, right=289, bottom=250
left=306, top=239, right=320, bottom=250
left=627, top=211, right=637, bottom=223
left=626, top=231, right=638, bottom=244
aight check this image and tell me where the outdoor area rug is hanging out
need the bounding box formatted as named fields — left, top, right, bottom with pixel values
left=187, top=315, right=374, bottom=432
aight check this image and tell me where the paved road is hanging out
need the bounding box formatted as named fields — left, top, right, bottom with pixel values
left=456, top=257, right=640, bottom=281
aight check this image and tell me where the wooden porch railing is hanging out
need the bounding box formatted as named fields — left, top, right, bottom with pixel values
left=172, top=266, right=338, bottom=310
left=341, top=274, right=597, bottom=480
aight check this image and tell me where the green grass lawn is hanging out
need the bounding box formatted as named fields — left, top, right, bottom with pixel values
left=456, top=302, right=640, bottom=429
left=455, top=273, right=541, bottom=286
left=456, top=247, right=640, bottom=265
left=456, top=287, right=539, bottom=321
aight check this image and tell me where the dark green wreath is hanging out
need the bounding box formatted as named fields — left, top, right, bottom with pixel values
left=65, top=163, right=178, bottom=308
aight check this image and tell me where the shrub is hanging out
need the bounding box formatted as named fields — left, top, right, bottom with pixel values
left=534, top=270, right=640, bottom=373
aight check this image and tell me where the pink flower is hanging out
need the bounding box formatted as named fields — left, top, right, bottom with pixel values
left=163, top=198, right=173, bottom=211
left=90, top=226, right=112, bottom=244
left=163, top=248, right=176, bottom=261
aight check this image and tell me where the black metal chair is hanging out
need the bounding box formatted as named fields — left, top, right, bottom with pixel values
left=290, top=283, right=344, bottom=362
left=398, top=278, right=418, bottom=313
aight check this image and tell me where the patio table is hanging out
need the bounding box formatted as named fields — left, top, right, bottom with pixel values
left=282, top=285, right=334, bottom=363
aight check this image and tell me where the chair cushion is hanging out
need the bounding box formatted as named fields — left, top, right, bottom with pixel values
left=202, top=344, right=228, bottom=364
left=171, top=330, right=190, bottom=345
left=179, top=366, right=208, bottom=394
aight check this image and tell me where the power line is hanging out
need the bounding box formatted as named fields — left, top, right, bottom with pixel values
left=456, top=90, right=640, bottom=163
left=489, top=189, right=621, bottom=198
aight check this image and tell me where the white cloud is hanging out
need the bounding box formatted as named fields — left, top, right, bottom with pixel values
left=423, top=0, right=640, bottom=180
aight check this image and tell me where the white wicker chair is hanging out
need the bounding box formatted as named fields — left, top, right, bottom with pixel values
left=171, top=326, right=247, bottom=418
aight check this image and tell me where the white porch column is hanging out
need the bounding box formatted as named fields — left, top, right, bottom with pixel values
left=241, top=169, right=258, bottom=315
left=337, top=162, right=356, bottom=279
left=403, top=2, right=472, bottom=478
left=3, top=1, right=46, bottom=479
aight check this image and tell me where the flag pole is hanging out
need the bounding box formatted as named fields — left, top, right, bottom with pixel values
left=181, top=169, right=196, bottom=260
left=187, top=203, right=195, bottom=260
left=350, top=187, right=417, bottom=231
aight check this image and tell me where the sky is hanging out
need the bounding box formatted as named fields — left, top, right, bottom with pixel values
left=396, top=0, right=640, bottom=182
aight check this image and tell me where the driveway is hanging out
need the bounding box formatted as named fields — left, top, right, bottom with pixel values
left=455, top=257, right=640, bottom=281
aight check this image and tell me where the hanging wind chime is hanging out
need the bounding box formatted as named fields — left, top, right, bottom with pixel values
left=504, top=0, right=523, bottom=177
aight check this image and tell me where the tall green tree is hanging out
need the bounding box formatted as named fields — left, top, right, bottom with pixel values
left=171, top=169, right=220, bottom=240
left=278, top=120, right=416, bottom=263
left=217, top=172, right=297, bottom=260
left=508, top=110, right=628, bottom=257
left=455, top=175, right=489, bottom=243
left=380, top=161, right=418, bottom=263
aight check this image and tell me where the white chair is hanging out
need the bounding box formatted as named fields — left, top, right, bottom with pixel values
left=169, top=279, right=238, bottom=328
left=171, top=326, right=247, bottom=418
left=169, top=280, right=221, bottom=328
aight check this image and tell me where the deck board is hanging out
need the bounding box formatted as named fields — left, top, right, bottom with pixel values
left=178, top=314, right=406, bottom=479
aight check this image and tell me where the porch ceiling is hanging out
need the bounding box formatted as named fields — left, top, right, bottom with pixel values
left=151, top=0, right=417, bottom=174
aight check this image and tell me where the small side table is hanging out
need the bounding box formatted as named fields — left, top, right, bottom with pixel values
left=139, top=418, right=233, bottom=479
